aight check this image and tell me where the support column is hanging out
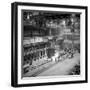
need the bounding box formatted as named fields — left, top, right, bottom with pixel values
left=45, top=48, right=47, bottom=58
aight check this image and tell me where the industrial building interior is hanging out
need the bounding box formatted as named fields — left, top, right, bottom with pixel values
left=22, top=10, right=80, bottom=77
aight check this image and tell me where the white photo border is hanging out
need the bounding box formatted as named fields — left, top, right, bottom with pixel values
left=17, top=5, right=86, bottom=85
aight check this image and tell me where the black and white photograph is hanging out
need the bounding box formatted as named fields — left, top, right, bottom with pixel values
left=11, top=2, right=88, bottom=87
left=22, top=11, right=80, bottom=77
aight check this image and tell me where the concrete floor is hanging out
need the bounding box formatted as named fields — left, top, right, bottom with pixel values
left=37, top=53, right=80, bottom=76
left=23, top=53, right=80, bottom=77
